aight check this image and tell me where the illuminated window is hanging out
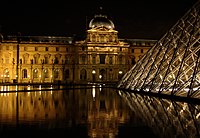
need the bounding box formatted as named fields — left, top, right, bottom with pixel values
left=54, top=69, right=59, bottom=79
left=4, top=69, right=9, bottom=78
left=33, top=69, right=38, bottom=78
left=43, top=69, right=49, bottom=78
left=99, top=69, right=105, bottom=81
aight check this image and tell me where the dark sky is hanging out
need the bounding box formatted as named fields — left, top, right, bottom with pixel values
left=0, top=0, right=197, bottom=39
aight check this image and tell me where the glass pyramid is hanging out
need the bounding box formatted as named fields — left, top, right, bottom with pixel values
left=118, top=1, right=200, bottom=99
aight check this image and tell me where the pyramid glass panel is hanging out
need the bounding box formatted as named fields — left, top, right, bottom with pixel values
left=118, top=1, right=200, bottom=99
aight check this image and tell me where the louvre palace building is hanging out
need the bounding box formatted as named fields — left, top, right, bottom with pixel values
left=0, top=12, right=157, bottom=84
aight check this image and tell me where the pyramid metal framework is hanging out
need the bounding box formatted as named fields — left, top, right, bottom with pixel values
left=118, top=1, right=200, bottom=99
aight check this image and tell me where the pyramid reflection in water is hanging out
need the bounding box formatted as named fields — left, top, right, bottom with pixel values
left=118, top=90, right=200, bottom=138
left=118, top=1, right=200, bottom=99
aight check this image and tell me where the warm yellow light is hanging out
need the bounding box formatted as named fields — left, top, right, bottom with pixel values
left=92, top=70, right=96, bottom=74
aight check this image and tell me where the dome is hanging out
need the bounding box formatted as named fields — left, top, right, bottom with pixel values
left=89, top=14, right=115, bottom=29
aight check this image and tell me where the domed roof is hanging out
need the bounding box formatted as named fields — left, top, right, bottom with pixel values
left=89, top=14, right=115, bottom=29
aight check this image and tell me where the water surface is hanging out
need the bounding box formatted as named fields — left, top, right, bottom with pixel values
left=0, top=85, right=199, bottom=138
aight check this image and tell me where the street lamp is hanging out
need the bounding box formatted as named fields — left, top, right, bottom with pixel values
left=92, top=69, right=96, bottom=82
left=118, top=70, right=123, bottom=80
left=119, top=70, right=123, bottom=74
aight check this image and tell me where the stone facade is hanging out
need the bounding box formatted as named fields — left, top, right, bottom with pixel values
left=0, top=13, right=157, bottom=83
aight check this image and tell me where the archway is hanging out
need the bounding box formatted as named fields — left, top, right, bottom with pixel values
left=80, top=69, right=87, bottom=81
left=3, top=69, right=9, bottom=82
left=99, top=69, right=106, bottom=81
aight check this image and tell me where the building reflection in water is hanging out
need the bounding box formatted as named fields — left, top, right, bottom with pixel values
left=1, top=85, right=199, bottom=137
left=118, top=90, right=200, bottom=138
left=0, top=85, right=132, bottom=137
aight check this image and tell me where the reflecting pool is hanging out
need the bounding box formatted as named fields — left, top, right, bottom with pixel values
left=0, top=84, right=199, bottom=138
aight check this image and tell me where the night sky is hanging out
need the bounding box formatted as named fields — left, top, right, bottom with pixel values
left=0, top=0, right=197, bottom=40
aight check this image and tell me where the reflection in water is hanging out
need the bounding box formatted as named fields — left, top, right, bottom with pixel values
left=0, top=85, right=133, bottom=137
left=118, top=90, right=200, bottom=138
left=2, top=85, right=199, bottom=137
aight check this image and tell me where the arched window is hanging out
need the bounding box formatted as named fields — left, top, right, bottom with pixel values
left=43, top=69, right=49, bottom=78
left=33, top=69, right=38, bottom=78
left=54, top=69, right=59, bottom=79
left=22, top=69, right=27, bottom=78
left=80, top=69, right=87, bottom=80
left=54, top=54, right=61, bottom=64
left=4, top=69, right=9, bottom=78
left=100, top=69, right=106, bottom=81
